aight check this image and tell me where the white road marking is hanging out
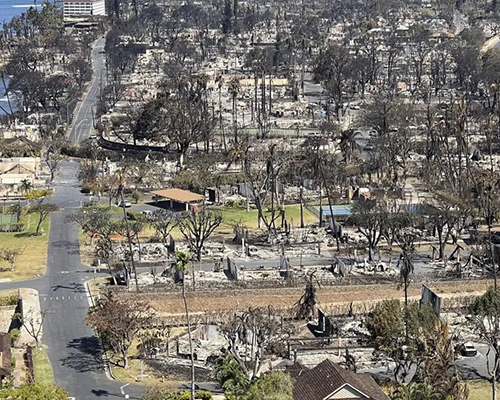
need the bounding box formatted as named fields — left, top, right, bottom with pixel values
left=56, top=297, right=58, bottom=301
left=62, top=296, right=64, bottom=300
left=120, top=383, right=130, bottom=394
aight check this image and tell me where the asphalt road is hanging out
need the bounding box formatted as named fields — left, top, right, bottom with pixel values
left=68, top=37, right=106, bottom=145
left=0, top=36, right=145, bottom=398
left=0, top=162, right=144, bottom=399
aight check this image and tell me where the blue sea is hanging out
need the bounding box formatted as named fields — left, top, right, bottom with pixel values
left=0, top=0, right=42, bottom=115
left=0, top=0, right=41, bottom=24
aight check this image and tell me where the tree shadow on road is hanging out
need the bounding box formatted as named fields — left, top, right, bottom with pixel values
left=60, top=336, right=105, bottom=373
left=51, top=282, right=86, bottom=293
left=90, top=389, right=111, bottom=397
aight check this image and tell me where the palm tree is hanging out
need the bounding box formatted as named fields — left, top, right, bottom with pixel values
left=397, top=233, right=415, bottom=308
left=338, top=129, right=360, bottom=164
left=294, top=271, right=321, bottom=320
left=174, top=250, right=195, bottom=400
left=228, top=77, right=241, bottom=143
left=20, top=179, right=32, bottom=195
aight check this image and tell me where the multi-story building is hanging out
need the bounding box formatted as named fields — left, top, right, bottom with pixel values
left=63, top=0, right=106, bottom=19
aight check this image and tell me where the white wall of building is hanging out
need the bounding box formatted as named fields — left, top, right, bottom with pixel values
left=63, top=0, right=106, bottom=18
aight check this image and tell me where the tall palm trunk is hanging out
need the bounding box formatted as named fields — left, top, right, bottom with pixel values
left=182, top=280, right=195, bottom=400
left=120, top=187, right=138, bottom=289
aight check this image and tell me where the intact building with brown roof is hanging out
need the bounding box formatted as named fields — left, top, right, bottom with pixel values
left=291, top=359, right=389, bottom=400
left=151, top=188, right=205, bottom=211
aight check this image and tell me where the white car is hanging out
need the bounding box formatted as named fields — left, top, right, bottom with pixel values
left=116, top=200, right=131, bottom=208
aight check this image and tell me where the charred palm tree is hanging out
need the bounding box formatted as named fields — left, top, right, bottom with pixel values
left=228, top=77, right=241, bottom=143
left=295, top=272, right=321, bottom=320
left=397, top=233, right=416, bottom=308
left=174, top=250, right=196, bottom=400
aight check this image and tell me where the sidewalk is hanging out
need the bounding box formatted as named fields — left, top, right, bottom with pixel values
left=18, top=288, right=41, bottom=346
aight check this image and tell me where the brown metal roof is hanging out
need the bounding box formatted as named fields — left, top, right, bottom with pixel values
left=151, top=188, right=204, bottom=203
left=292, top=359, right=389, bottom=400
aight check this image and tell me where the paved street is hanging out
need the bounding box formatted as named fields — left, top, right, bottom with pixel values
left=0, top=36, right=144, bottom=399
left=0, top=162, right=144, bottom=399
left=68, top=37, right=106, bottom=145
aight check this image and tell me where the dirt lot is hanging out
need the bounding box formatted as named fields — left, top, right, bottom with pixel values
left=130, top=279, right=494, bottom=317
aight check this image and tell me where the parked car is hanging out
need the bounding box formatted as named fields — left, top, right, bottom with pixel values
left=116, top=199, right=131, bottom=208
left=458, top=342, right=478, bottom=357
left=141, top=210, right=153, bottom=216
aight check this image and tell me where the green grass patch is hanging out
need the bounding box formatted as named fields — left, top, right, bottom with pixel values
left=0, top=213, right=50, bottom=281
left=32, top=347, right=55, bottom=386
left=214, top=203, right=317, bottom=231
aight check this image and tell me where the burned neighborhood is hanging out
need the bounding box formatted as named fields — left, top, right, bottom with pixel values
left=1, top=0, right=500, bottom=398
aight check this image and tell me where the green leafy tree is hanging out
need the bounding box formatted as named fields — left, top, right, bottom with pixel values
left=26, top=189, right=58, bottom=236
left=214, top=354, right=249, bottom=399
left=469, top=287, right=500, bottom=400
left=28, top=203, right=58, bottom=236
left=245, top=371, right=293, bottom=400
left=365, top=300, right=437, bottom=383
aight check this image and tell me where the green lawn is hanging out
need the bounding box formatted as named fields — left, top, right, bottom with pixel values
left=468, top=380, right=491, bottom=400
left=214, top=204, right=317, bottom=230
left=0, top=212, right=50, bottom=281
left=32, top=346, right=55, bottom=386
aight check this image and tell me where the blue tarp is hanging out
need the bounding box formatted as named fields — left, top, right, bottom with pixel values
left=314, top=205, right=352, bottom=217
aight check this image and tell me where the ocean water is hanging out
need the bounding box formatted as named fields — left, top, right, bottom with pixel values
left=0, top=0, right=41, bottom=115
left=0, top=0, right=40, bottom=24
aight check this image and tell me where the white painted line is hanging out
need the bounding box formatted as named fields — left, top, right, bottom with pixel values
left=120, top=383, right=130, bottom=394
